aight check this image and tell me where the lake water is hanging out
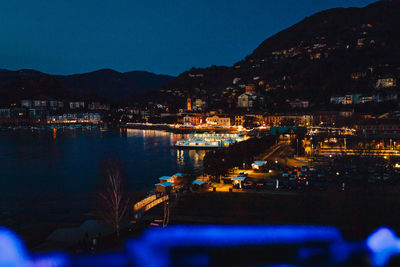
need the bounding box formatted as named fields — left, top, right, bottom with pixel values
left=0, top=128, right=205, bottom=232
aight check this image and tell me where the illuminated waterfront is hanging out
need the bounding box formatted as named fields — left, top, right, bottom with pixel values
left=0, top=128, right=205, bottom=231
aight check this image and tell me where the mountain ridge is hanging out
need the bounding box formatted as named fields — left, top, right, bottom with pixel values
left=160, top=0, right=400, bottom=110
left=0, top=68, right=175, bottom=105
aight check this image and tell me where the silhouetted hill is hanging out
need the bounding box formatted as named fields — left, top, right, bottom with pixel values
left=55, top=69, right=174, bottom=101
left=0, top=70, right=69, bottom=105
left=161, top=0, right=400, bottom=108
left=0, top=69, right=174, bottom=105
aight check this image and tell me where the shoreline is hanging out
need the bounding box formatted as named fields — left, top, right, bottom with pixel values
left=123, top=123, right=239, bottom=134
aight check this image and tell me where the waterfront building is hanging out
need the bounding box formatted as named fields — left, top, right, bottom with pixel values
left=191, top=180, right=208, bottom=191
left=183, top=114, right=203, bottom=126
left=155, top=182, right=173, bottom=194
left=357, top=120, right=400, bottom=137
left=206, top=115, right=231, bottom=127
left=234, top=115, right=245, bottom=126
left=47, top=112, right=102, bottom=123
left=171, top=173, right=184, bottom=183
left=159, top=176, right=174, bottom=183
left=88, top=113, right=102, bottom=123
left=264, top=114, right=313, bottom=126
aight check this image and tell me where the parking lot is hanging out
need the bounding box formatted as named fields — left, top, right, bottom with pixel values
left=210, top=142, right=400, bottom=193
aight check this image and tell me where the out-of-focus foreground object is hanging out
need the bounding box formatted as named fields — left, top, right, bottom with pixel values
left=1, top=225, right=400, bottom=267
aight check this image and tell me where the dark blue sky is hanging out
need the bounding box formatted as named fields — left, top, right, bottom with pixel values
left=0, top=0, right=376, bottom=76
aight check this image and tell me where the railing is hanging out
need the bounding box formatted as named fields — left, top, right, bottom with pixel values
left=134, top=195, right=169, bottom=213
left=142, top=195, right=169, bottom=212
left=133, top=195, right=156, bottom=211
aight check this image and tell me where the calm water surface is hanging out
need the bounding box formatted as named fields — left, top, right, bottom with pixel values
left=0, top=128, right=205, bottom=229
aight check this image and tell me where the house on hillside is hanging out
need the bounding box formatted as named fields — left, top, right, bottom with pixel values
left=238, top=93, right=257, bottom=108
left=376, top=78, right=396, bottom=88
left=289, top=100, right=309, bottom=109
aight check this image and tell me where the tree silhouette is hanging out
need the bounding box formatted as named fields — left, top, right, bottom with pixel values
left=97, top=159, right=130, bottom=238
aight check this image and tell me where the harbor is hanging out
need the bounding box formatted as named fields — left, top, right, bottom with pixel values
left=174, top=132, right=249, bottom=149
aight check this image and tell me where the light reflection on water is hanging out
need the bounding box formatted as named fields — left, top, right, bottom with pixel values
left=174, top=149, right=206, bottom=172
left=125, top=129, right=205, bottom=172
left=0, top=128, right=206, bottom=229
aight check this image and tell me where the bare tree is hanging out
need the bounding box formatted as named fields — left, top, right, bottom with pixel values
left=97, top=159, right=130, bottom=238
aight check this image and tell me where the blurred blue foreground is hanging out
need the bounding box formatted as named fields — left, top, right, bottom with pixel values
left=1, top=225, right=399, bottom=267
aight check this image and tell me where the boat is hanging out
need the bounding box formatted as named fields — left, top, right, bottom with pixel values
left=174, top=132, right=247, bottom=149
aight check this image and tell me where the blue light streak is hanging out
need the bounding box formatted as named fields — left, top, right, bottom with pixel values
left=366, top=227, right=400, bottom=267
left=1, top=225, right=400, bottom=266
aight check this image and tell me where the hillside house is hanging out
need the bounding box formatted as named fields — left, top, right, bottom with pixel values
left=289, top=100, right=309, bottom=108
left=376, top=78, right=396, bottom=88
left=238, top=93, right=257, bottom=108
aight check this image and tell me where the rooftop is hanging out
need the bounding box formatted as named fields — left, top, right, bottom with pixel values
left=155, top=182, right=174, bottom=187
left=253, top=160, right=267, bottom=166
left=192, top=180, right=207, bottom=186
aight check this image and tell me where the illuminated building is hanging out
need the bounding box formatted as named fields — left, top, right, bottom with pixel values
left=376, top=78, right=396, bottom=88
left=187, top=98, right=192, bottom=111
left=206, top=115, right=231, bottom=127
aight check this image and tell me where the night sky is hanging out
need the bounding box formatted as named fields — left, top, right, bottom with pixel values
left=0, top=0, right=376, bottom=76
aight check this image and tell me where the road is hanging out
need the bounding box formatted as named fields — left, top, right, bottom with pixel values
left=261, top=141, right=310, bottom=168
left=202, top=140, right=314, bottom=193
